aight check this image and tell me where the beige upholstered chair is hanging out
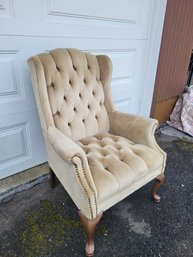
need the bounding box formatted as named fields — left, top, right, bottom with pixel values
left=28, top=48, right=166, bottom=257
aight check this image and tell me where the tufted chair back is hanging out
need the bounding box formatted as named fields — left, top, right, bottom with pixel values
left=30, top=48, right=111, bottom=141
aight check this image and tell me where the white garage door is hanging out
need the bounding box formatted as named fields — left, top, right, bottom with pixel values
left=0, top=0, right=167, bottom=179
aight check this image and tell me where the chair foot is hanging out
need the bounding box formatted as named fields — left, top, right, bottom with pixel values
left=49, top=167, right=56, bottom=189
left=151, top=174, right=165, bottom=203
left=79, top=211, right=103, bottom=257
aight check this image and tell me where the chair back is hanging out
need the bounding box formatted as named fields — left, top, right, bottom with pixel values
left=28, top=48, right=111, bottom=140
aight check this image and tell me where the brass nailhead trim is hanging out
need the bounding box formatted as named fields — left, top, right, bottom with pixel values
left=71, top=155, right=97, bottom=219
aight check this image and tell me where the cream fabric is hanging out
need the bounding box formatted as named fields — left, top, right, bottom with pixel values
left=27, top=48, right=166, bottom=220
left=78, top=133, right=162, bottom=203
left=33, top=48, right=109, bottom=141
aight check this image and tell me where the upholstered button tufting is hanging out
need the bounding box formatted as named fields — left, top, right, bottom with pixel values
left=74, top=107, right=76, bottom=112
left=82, top=119, right=85, bottom=123
left=46, top=49, right=110, bottom=142
left=78, top=132, right=163, bottom=203
left=68, top=122, right=71, bottom=126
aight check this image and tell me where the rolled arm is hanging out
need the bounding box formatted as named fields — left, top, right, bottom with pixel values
left=109, top=111, right=158, bottom=149
left=47, top=126, right=98, bottom=219
left=48, top=126, right=86, bottom=162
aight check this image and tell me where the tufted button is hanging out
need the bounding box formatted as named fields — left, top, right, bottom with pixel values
left=92, top=90, right=95, bottom=96
left=56, top=111, right=60, bottom=115
left=88, top=104, right=90, bottom=109
left=95, top=115, right=98, bottom=120
left=56, top=66, right=60, bottom=71
left=87, top=65, right=90, bottom=70
left=74, top=107, right=76, bottom=112
left=73, top=65, right=77, bottom=71
left=79, top=93, right=82, bottom=98
left=83, top=78, right=86, bottom=83
left=82, top=119, right=85, bottom=123
left=69, top=80, right=72, bottom=85
left=68, top=122, right=71, bottom=126
left=64, top=96, right=66, bottom=100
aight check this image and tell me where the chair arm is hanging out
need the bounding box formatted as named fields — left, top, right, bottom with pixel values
left=47, top=126, right=86, bottom=162
left=109, top=111, right=158, bottom=149
left=47, top=126, right=98, bottom=219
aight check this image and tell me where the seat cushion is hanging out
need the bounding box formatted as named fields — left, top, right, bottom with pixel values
left=78, top=133, right=162, bottom=203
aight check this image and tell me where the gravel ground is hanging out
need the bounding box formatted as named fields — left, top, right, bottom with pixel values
left=0, top=125, right=193, bottom=257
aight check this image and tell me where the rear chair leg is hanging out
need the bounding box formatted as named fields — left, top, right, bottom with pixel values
left=79, top=211, right=103, bottom=257
left=49, top=167, right=56, bottom=189
left=151, top=174, right=165, bottom=203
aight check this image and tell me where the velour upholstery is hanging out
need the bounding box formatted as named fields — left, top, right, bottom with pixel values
left=78, top=133, right=163, bottom=204
left=33, top=48, right=109, bottom=141
left=27, top=48, right=166, bottom=221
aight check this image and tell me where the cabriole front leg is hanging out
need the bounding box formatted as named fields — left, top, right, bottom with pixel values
left=79, top=211, right=103, bottom=257
left=151, top=174, right=165, bottom=203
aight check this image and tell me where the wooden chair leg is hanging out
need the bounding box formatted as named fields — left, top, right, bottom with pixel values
left=49, top=167, right=56, bottom=189
left=79, top=211, right=103, bottom=257
left=151, top=174, right=165, bottom=203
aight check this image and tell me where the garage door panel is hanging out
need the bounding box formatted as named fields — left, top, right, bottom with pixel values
left=0, top=122, right=31, bottom=166
left=0, top=110, right=47, bottom=179
left=114, top=89, right=140, bottom=114
left=0, top=50, right=24, bottom=103
left=108, top=50, right=136, bottom=80
left=1, top=0, right=153, bottom=40
left=45, top=0, right=153, bottom=39
left=0, top=0, right=13, bottom=19
left=0, top=49, right=36, bottom=116
left=112, top=78, right=140, bottom=114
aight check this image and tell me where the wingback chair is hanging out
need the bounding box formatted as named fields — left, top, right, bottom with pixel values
left=28, top=48, right=166, bottom=257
